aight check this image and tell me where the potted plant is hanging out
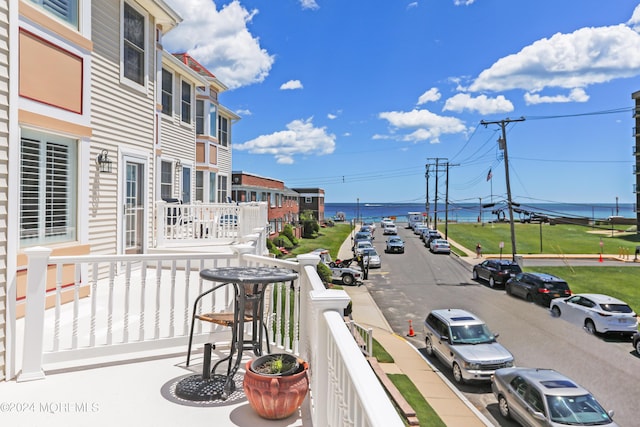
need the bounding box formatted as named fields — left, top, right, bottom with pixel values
left=243, top=353, right=309, bottom=420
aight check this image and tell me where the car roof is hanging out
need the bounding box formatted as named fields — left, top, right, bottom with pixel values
left=494, top=259, right=518, bottom=265
left=526, top=272, right=566, bottom=282
left=500, top=368, right=590, bottom=397
left=431, top=309, right=483, bottom=325
left=573, top=293, right=628, bottom=305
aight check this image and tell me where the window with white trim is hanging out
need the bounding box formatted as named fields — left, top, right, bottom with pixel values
left=305, top=197, right=312, bottom=203
left=209, top=104, right=217, bottom=137
left=160, top=160, right=172, bottom=200
left=161, top=69, right=173, bottom=115
left=218, top=115, right=228, bottom=147
left=123, top=2, right=146, bottom=86
left=20, top=130, right=77, bottom=246
left=181, top=80, right=192, bottom=124
left=196, top=100, right=204, bottom=134
left=29, top=0, right=79, bottom=28
left=209, top=172, right=216, bottom=202
left=195, top=171, right=204, bottom=202
left=217, top=175, right=228, bottom=203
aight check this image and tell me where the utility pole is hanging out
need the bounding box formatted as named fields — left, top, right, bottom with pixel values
left=427, top=158, right=446, bottom=230
left=425, top=164, right=430, bottom=228
left=480, top=117, right=525, bottom=260
left=444, top=161, right=459, bottom=239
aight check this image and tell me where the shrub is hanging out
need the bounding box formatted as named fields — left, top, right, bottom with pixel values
left=316, top=262, right=333, bottom=286
left=266, top=238, right=282, bottom=257
left=282, top=224, right=299, bottom=245
left=273, top=235, right=294, bottom=249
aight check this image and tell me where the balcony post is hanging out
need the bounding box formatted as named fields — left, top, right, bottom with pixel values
left=231, top=243, right=256, bottom=266
left=156, top=200, right=166, bottom=247
left=18, top=246, right=52, bottom=382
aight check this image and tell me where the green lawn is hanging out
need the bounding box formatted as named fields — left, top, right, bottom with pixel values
left=447, top=222, right=640, bottom=255
left=286, top=223, right=353, bottom=259
left=388, top=374, right=447, bottom=427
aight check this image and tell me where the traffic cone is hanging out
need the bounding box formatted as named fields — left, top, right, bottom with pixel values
left=407, top=320, right=416, bottom=337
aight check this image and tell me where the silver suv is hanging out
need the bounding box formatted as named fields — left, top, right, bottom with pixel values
left=492, top=367, right=618, bottom=426
left=423, top=309, right=514, bottom=384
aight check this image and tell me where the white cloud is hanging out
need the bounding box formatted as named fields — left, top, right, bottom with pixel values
left=236, top=108, right=252, bottom=116
left=164, top=0, right=274, bottom=89
left=327, top=113, right=337, bottom=119
left=417, top=88, right=441, bottom=105
left=378, top=109, right=467, bottom=143
left=234, top=118, right=335, bottom=164
left=468, top=24, right=640, bottom=94
left=454, top=0, right=475, bottom=5
left=443, top=93, right=514, bottom=114
left=628, top=4, right=640, bottom=32
left=300, top=0, right=319, bottom=10
left=407, top=2, right=418, bottom=9
left=524, top=88, right=589, bottom=105
left=280, top=80, right=303, bottom=90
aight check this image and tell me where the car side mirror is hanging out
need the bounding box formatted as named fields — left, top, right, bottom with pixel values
left=441, top=335, right=450, bottom=343
left=531, top=411, right=546, bottom=421
left=608, top=410, right=615, bottom=418
left=493, top=333, right=500, bottom=338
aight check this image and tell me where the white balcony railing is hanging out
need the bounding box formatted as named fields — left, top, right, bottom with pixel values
left=15, top=241, right=403, bottom=426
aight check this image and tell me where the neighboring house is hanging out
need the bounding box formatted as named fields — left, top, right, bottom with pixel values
left=2, top=0, right=239, bottom=381
left=232, top=171, right=300, bottom=234
left=294, top=188, right=325, bottom=222
left=171, top=53, right=239, bottom=205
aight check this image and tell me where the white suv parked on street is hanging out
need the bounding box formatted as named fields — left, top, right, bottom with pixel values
left=423, top=309, right=514, bottom=384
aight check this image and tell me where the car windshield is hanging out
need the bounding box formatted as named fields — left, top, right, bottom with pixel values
left=449, top=324, right=495, bottom=344
left=546, top=394, right=612, bottom=425
left=389, top=238, right=402, bottom=244
left=363, top=248, right=378, bottom=256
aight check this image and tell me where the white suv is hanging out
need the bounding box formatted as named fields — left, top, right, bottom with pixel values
left=423, top=309, right=514, bottom=384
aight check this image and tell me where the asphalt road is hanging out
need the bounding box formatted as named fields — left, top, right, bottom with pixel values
left=365, top=226, right=638, bottom=427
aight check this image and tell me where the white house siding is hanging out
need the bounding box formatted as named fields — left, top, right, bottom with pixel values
left=0, top=0, right=8, bottom=381
left=90, top=0, right=158, bottom=254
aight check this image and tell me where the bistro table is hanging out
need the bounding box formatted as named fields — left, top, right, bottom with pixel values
left=175, top=266, right=299, bottom=401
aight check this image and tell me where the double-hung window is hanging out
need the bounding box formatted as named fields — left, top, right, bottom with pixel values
left=218, top=115, right=228, bottom=147
left=29, top=0, right=79, bottom=28
left=20, top=130, right=77, bottom=246
left=195, top=100, right=204, bottom=134
left=181, top=81, right=192, bottom=124
left=195, top=171, right=204, bottom=202
left=123, top=2, right=146, bottom=86
left=161, top=69, right=173, bottom=115
left=209, top=105, right=217, bottom=137
left=217, top=175, right=228, bottom=203
left=160, top=160, right=172, bottom=200
left=209, top=172, right=216, bottom=202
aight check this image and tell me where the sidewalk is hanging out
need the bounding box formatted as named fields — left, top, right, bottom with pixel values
left=337, top=236, right=492, bottom=427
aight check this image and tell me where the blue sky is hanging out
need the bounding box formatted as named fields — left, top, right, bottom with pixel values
left=164, top=0, right=640, bottom=205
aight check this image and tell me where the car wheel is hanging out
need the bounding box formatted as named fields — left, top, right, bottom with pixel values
left=498, top=395, right=511, bottom=419
left=452, top=362, right=464, bottom=384
left=584, top=319, right=597, bottom=335
left=505, top=283, right=512, bottom=295
left=342, top=274, right=354, bottom=286
left=425, top=337, right=434, bottom=356
left=635, top=339, right=640, bottom=355
left=551, top=306, right=561, bottom=317
left=489, top=276, right=496, bottom=288
left=472, top=270, right=478, bottom=280
left=526, top=293, right=533, bottom=303
left=329, top=262, right=336, bottom=268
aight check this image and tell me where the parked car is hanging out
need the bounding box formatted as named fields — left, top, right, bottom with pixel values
left=382, top=224, right=398, bottom=235
left=429, top=239, right=451, bottom=254
left=550, top=293, right=638, bottom=337
left=413, top=224, right=429, bottom=236
left=423, top=308, right=514, bottom=384
left=385, top=236, right=405, bottom=253
left=423, top=229, right=442, bottom=246
left=473, top=259, right=522, bottom=288
left=362, top=220, right=376, bottom=233
left=633, top=332, right=640, bottom=354
left=310, top=249, right=363, bottom=286
left=354, top=240, right=374, bottom=255
left=360, top=224, right=374, bottom=235
left=505, top=272, right=571, bottom=306
left=492, top=367, right=618, bottom=427
left=353, top=231, right=373, bottom=249
left=381, top=217, right=394, bottom=227
left=361, top=247, right=381, bottom=268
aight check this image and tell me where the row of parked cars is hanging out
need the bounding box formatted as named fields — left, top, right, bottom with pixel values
left=454, top=258, right=638, bottom=426
left=408, top=220, right=452, bottom=254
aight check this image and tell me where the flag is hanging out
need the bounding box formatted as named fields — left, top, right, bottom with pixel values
left=486, top=169, right=493, bottom=181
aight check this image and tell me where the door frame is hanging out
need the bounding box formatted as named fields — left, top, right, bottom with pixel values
left=118, top=150, right=150, bottom=255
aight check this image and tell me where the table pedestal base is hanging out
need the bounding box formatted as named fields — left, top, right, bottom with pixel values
left=175, top=374, right=235, bottom=401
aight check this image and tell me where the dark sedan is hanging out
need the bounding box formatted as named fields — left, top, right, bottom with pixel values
left=505, top=272, right=572, bottom=307
left=472, top=259, right=522, bottom=288
left=385, top=236, right=405, bottom=253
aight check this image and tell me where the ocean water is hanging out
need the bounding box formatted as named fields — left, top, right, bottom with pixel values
left=325, top=202, right=637, bottom=223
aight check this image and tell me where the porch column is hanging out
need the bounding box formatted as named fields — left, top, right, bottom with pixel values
left=18, top=247, right=52, bottom=382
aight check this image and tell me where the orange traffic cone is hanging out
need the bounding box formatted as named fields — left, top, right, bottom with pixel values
left=407, top=320, right=416, bottom=337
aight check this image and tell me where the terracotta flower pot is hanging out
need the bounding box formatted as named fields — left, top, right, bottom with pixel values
left=243, top=357, right=309, bottom=420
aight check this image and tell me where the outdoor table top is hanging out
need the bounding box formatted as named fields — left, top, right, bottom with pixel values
left=199, top=266, right=299, bottom=284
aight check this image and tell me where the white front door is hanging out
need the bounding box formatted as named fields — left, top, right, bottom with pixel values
left=124, top=159, right=145, bottom=254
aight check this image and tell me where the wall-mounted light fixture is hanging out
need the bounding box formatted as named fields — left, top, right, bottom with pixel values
left=96, top=149, right=113, bottom=173
left=175, top=159, right=182, bottom=169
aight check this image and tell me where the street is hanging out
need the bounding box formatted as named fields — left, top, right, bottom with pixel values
left=364, top=225, right=638, bottom=426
